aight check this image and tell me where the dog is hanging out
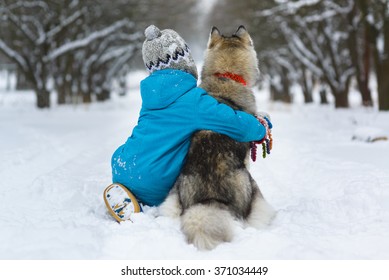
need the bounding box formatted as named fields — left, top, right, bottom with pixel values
left=160, top=26, right=275, bottom=250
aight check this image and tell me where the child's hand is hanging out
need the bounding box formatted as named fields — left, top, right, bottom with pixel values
left=255, top=115, right=272, bottom=141
left=257, top=111, right=271, bottom=120
left=250, top=113, right=273, bottom=161
left=256, top=111, right=272, bottom=129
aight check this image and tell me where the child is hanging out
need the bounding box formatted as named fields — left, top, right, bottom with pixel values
left=104, top=25, right=267, bottom=222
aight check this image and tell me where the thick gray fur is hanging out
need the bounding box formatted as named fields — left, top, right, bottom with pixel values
left=160, top=26, right=275, bottom=250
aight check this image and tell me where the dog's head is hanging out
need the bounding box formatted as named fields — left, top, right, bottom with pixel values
left=201, top=26, right=260, bottom=87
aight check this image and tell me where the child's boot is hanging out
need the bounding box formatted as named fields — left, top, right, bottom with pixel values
left=103, top=183, right=141, bottom=222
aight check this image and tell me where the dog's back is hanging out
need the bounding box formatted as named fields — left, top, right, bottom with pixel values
left=162, top=26, right=275, bottom=250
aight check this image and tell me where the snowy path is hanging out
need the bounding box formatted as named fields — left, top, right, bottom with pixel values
left=1, top=74, right=389, bottom=259
left=254, top=105, right=389, bottom=259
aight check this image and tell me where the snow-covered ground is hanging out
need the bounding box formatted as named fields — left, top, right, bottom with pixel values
left=1, top=71, right=389, bottom=260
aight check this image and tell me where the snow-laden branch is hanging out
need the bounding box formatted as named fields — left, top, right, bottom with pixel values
left=273, top=53, right=299, bottom=80
left=4, top=11, right=37, bottom=43
left=6, top=0, right=49, bottom=12
left=45, top=19, right=135, bottom=61
left=98, top=33, right=142, bottom=64
left=304, top=9, right=338, bottom=23
left=324, top=0, right=353, bottom=15
left=101, top=46, right=139, bottom=91
left=279, top=21, right=323, bottom=78
left=19, top=14, right=46, bottom=42
left=261, top=48, right=296, bottom=73
left=293, top=17, right=337, bottom=80
left=0, top=39, right=28, bottom=72
left=92, top=32, right=140, bottom=63
left=304, top=0, right=353, bottom=23
left=106, top=45, right=137, bottom=79
left=260, top=0, right=353, bottom=24
left=286, top=24, right=319, bottom=62
left=69, top=0, right=80, bottom=9
left=288, top=40, right=323, bottom=78
left=43, top=8, right=86, bottom=44
left=99, top=46, right=135, bottom=65
left=80, top=31, right=141, bottom=78
left=259, top=0, right=321, bottom=17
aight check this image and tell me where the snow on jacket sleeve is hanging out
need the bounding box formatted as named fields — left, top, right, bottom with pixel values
left=194, top=90, right=266, bottom=142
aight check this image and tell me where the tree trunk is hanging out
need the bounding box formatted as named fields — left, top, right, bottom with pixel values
left=319, top=87, right=328, bottom=104
left=56, top=80, right=66, bottom=105
left=377, top=18, right=389, bottom=110
left=16, top=70, right=33, bottom=90
left=360, top=27, right=373, bottom=106
left=118, top=75, right=127, bottom=96
left=57, top=89, right=66, bottom=104
left=301, top=67, right=313, bottom=103
left=96, top=89, right=110, bottom=101
left=359, top=80, right=373, bottom=106
left=36, top=88, right=50, bottom=108
left=356, top=27, right=373, bottom=107
left=281, top=67, right=292, bottom=103
left=347, top=4, right=373, bottom=107
left=332, top=88, right=349, bottom=108
left=56, top=78, right=74, bottom=105
left=357, top=0, right=389, bottom=110
left=270, top=84, right=280, bottom=101
left=377, top=56, right=389, bottom=110
left=6, top=69, right=13, bottom=91
left=270, top=83, right=285, bottom=102
left=302, top=86, right=313, bottom=103
left=372, top=27, right=389, bottom=111
left=378, top=79, right=389, bottom=111
left=83, top=92, right=92, bottom=103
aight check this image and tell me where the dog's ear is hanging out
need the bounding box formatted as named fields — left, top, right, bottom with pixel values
left=208, top=26, right=222, bottom=48
left=234, top=25, right=247, bottom=37
left=211, top=26, right=221, bottom=37
left=234, top=25, right=253, bottom=45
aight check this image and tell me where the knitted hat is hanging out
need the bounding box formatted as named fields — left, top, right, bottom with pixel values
left=142, top=25, right=198, bottom=79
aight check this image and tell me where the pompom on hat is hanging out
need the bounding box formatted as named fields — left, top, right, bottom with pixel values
left=142, top=25, right=198, bottom=79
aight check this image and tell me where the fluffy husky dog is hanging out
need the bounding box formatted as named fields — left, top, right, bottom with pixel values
left=160, top=26, right=275, bottom=250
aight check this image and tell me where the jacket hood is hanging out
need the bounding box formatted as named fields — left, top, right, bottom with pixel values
left=140, top=69, right=197, bottom=109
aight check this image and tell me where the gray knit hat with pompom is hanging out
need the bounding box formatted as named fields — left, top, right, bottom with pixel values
left=142, top=25, right=198, bottom=79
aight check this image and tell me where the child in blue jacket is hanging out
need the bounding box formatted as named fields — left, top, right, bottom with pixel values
left=104, top=25, right=267, bottom=222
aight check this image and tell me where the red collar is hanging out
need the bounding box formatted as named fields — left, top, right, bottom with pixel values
left=214, top=72, right=247, bottom=86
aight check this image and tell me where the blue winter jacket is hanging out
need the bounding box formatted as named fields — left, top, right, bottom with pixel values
left=111, top=69, right=266, bottom=206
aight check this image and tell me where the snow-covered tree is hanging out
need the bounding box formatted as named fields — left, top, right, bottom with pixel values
left=206, top=0, right=386, bottom=108
left=346, top=2, right=373, bottom=106
left=259, top=0, right=356, bottom=108
left=0, top=1, right=163, bottom=107
left=0, top=0, right=52, bottom=107
left=357, top=0, right=389, bottom=111
left=0, top=0, right=143, bottom=108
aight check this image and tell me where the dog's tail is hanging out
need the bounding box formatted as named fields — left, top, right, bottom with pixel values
left=180, top=203, right=235, bottom=250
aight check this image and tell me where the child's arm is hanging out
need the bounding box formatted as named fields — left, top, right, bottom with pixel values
left=195, top=91, right=267, bottom=142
